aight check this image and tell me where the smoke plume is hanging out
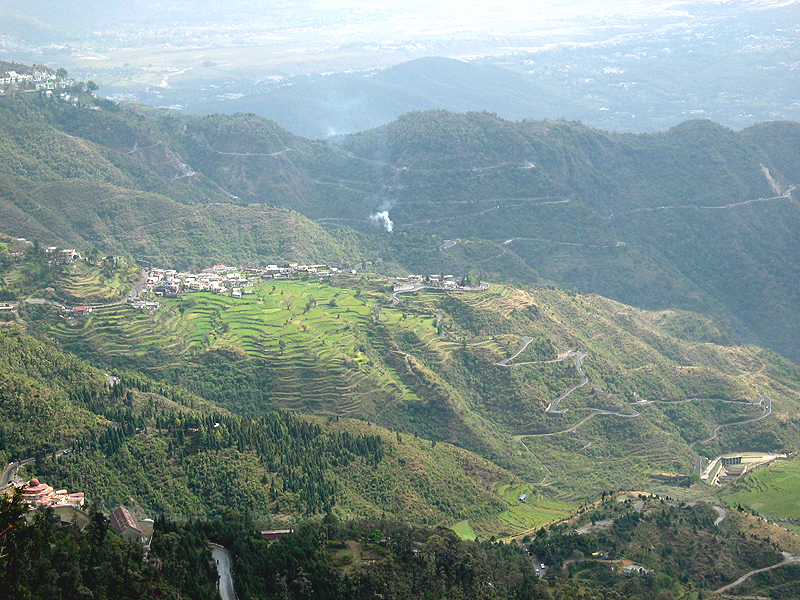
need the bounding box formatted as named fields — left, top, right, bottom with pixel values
left=369, top=210, right=393, bottom=232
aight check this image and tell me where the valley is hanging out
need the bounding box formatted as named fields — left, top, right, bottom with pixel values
left=8, top=245, right=800, bottom=508
left=2, top=64, right=800, bottom=598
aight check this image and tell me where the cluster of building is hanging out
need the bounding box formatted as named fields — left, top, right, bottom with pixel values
left=6, top=478, right=152, bottom=548
left=140, top=262, right=345, bottom=299
left=45, top=246, right=83, bottom=263
left=400, top=273, right=459, bottom=287
left=1, top=69, right=69, bottom=90
left=19, top=477, right=85, bottom=511
left=67, top=306, right=93, bottom=319
left=622, top=563, right=650, bottom=575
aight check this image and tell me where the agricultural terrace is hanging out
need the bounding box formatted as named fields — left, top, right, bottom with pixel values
left=725, top=457, right=800, bottom=533
left=50, top=276, right=449, bottom=419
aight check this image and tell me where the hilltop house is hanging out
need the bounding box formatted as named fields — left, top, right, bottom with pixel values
left=261, top=529, right=293, bottom=541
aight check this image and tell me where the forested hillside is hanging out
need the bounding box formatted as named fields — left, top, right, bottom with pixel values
left=18, top=262, right=800, bottom=504
left=2, top=87, right=800, bottom=361
left=339, top=112, right=800, bottom=360
left=0, top=326, right=551, bottom=532
left=0, top=91, right=364, bottom=269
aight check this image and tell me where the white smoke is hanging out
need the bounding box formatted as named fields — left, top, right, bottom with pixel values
left=369, top=210, right=394, bottom=232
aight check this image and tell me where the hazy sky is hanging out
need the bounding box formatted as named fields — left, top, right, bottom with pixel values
left=0, top=0, right=757, bottom=32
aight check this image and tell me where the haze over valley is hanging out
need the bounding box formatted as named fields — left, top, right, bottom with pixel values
left=2, top=1, right=800, bottom=599
left=3, top=0, right=799, bottom=135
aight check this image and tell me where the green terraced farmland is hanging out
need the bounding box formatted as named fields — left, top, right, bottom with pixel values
left=725, top=458, right=800, bottom=532
left=49, top=278, right=428, bottom=420
left=488, top=484, right=572, bottom=537
left=451, top=520, right=478, bottom=540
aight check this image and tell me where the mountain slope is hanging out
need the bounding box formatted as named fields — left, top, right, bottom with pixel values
left=20, top=260, right=800, bottom=501
left=4, top=86, right=800, bottom=361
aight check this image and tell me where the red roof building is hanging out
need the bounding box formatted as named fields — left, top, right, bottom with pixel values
left=109, top=506, right=143, bottom=544
left=261, top=529, right=293, bottom=541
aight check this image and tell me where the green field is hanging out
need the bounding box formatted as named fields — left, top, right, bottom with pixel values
left=725, top=458, right=800, bottom=532
left=49, top=276, right=440, bottom=419
left=492, top=484, right=571, bottom=536
left=450, top=520, right=478, bottom=540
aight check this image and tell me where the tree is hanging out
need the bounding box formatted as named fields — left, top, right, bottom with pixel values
left=86, top=80, right=99, bottom=92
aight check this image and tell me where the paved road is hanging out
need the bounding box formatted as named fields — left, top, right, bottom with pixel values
left=1, top=449, right=71, bottom=488
left=496, top=336, right=534, bottom=366
left=494, top=340, right=589, bottom=414
left=712, top=506, right=727, bottom=526
left=607, top=186, right=797, bottom=221
left=24, top=269, right=148, bottom=311
left=714, top=551, right=800, bottom=594
left=0, top=460, right=28, bottom=487
left=212, top=544, right=236, bottom=600
left=689, top=396, right=772, bottom=449
left=546, top=352, right=588, bottom=414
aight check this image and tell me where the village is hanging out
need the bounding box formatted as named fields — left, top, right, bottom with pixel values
left=0, top=66, right=93, bottom=106
left=129, top=261, right=475, bottom=311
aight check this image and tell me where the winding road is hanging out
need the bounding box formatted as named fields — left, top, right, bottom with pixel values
left=714, top=552, right=800, bottom=594
left=606, top=186, right=797, bottom=221
left=498, top=336, right=772, bottom=439
left=495, top=340, right=590, bottom=415
left=211, top=544, right=236, bottom=600
left=24, top=269, right=148, bottom=311
left=688, top=396, right=771, bottom=449
left=495, top=336, right=534, bottom=366
left=545, top=352, right=588, bottom=414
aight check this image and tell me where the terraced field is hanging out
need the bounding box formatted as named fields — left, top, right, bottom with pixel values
left=50, top=278, right=441, bottom=419
left=725, top=457, right=800, bottom=533
left=42, top=275, right=800, bottom=500
left=493, top=484, right=571, bottom=535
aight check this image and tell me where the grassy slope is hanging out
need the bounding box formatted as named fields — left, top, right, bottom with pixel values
left=723, top=455, right=800, bottom=533
left=32, top=273, right=800, bottom=502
